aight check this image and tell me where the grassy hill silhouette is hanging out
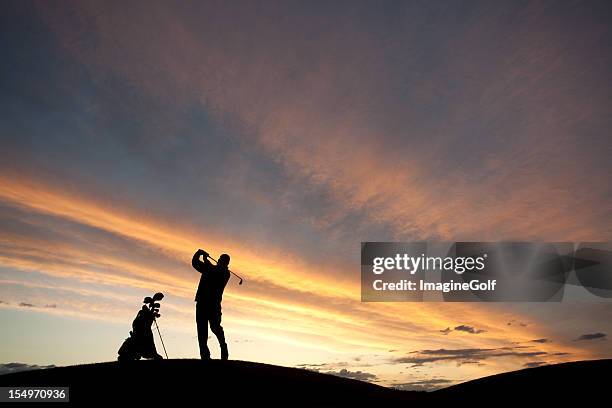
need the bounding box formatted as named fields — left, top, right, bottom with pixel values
left=0, top=359, right=609, bottom=404
left=433, top=358, right=610, bottom=402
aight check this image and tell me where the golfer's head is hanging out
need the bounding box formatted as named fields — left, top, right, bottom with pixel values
left=218, top=253, right=230, bottom=268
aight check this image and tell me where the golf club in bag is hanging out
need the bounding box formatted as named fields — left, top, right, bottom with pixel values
left=118, top=292, right=168, bottom=361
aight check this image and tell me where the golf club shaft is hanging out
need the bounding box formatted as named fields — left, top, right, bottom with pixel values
left=154, top=318, right=169, bottom=359
left=206, top=254, right=244, bottom=283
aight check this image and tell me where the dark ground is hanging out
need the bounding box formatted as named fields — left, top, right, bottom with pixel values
left=0, top=359, right=609, bottom=405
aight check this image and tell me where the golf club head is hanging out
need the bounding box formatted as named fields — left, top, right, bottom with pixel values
left=239, top=278, right=243, bottom=285
left=152, top=292, right=164, bottom=302
left=143, top=296, right=153, bottom=304
left=154, top=313, right=160, bottom=318
left=152, top=303, right=160, bottom=309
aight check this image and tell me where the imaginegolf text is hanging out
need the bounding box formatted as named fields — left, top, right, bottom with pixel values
left=373, top=279, right=497, bottom=293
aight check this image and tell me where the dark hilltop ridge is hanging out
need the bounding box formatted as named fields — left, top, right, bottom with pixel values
left=0, top=359, right=420, bottom=405
left=0, top=359, right=609, bottom=405
left=433, top=358, right=610, bottom=402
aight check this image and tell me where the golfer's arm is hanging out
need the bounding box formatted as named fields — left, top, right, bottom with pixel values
left=192, top=251, right=206, bottom=273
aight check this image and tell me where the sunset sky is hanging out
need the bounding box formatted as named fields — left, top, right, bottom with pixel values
left=1, top=0, right=611, bottom=390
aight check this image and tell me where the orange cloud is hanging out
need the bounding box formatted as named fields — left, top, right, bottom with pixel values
left=0, top=174, right=586, bottom=369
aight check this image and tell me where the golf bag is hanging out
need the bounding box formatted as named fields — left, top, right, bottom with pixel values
left=118, top=292, right=165, bottom=361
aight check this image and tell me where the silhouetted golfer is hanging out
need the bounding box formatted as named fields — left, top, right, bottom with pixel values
left=192, top=249, right=230, bottom=360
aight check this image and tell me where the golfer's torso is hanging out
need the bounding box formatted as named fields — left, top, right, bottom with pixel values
left=196, top=267, right=229, bottom=304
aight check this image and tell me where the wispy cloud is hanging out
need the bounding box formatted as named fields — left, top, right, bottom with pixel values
left=296, top=363, right=329, bottom=368
left=440, top=325, right=486, bottom=335
left=575, top=333, right=607, bottom=342
left=1, top=174, right=573, bottom=359
left=508, top=320, right=529, bottom=327
left=394, top=347, right=551, bottom=367
left=15, top=301, right=57, bottom=309
left=36, top=0, right=612, bottom=243
left=324, top=369, right=377, bottom=382
left=392, top=378, right=454, bottom=391
left=524, top=362, right=548, bottom=368
left=0, top=363, right=56, bottom=376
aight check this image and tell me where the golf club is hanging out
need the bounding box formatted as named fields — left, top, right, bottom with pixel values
left=206, top=254, right=244, bottom=285
left=150, top=293, right=168, bottom=359
left=153, top=318, right=168, bottom=359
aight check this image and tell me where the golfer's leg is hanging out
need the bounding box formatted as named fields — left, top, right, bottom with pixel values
left=210, top=311, right=228, bottom=360
left=210, top=320, right=226, bottom=345
left=196, top=302, right=210, bottom=359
